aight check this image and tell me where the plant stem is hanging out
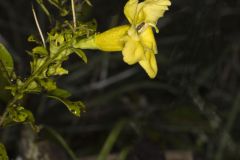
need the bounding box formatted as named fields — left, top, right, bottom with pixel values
left=0, top=39, right=87, bottom=126
left=0, top=57, right=54, bottom=126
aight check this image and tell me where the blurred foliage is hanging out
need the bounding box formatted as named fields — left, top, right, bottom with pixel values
left=0, top=0, right=240, bottom=160
left=0, top=143, right=8, bottom=160
left=0, top=0, right=95, bottom=133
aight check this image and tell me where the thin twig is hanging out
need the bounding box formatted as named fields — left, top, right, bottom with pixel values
left=32, top=5, right=46, bottom=48
left=71, top=0, right=76, bottom=30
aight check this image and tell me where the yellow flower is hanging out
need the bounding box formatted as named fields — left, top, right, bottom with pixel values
left=74, top=25, right=130, bottom=51
left=74, top=0, right=171, bottom=78
left=122, top=25, right=158, bottom=78
left=124, top=0, right=171, bottom=32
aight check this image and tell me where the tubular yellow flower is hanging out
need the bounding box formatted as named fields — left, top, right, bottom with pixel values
left=95, top=25, right=129, bottom=51
left=74, top=0, right=171, bottom=78
left=73, top=25, right=129, bottom=51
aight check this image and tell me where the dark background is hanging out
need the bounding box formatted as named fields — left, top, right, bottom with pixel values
left=1, top=0, right=240, bottom=159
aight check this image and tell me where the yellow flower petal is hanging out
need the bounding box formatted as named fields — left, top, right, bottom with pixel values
left=122, top=36, right=144, bottom=65
left=139, top=0, right=171, bottom=30
left=122, top=25, right=158, bottom=78
left=138, top=26, right=158, bottom=78
left=124, top=0, right=139, bottom=24
left=124, top=0, right=171, bottom=31
left=139, top=26, right=157, bottom=54
left=139, top=50, right=158, bottom=78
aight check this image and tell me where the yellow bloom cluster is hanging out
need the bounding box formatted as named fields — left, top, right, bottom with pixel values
left=74, top=0, right=171, bottom=78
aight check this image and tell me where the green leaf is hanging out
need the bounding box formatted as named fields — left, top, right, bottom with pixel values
left=32, top=46, right=48, bottom=57
left=0, top=143, right=8, bottom=160
left=0, top=74, right=11, bottom=103
left=0, top=43, right=14, bottom=81
left=35, top=0, right=51, bottom=19
left=26, top=81, right=41, bottom=93
left=9, top=106, right=29, bottom=122
left=2, top=106, right=38, bottom=131
left=38, top=79, right=57, bottom=91
left=71, top=48, right=87, bottom=63
left=47, top=0, right=68, bottom=16
left=60, top=9, right=69, bottom=17
left=47, top=0, right=60, bottom=9
left=49, top=96, right=85, bottom=117
left=43, top=126, right=78, bottom=160
left=47, top=64, right=69, bottom=76
left=48, top=88, right=71, bottom=99
left=30, top=58, right=46, bottom=73
left=84, top=0, right=93, bottom=6
left=97, top=120, right=127, bottom=160
left=27, top=35, right=40, bottom=43
left=5, top=79, right=25, bottom=97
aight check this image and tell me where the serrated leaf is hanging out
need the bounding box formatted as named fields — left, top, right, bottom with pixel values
left=32, top=46, right=48, bottom=56
left=49, top=96, right=85, bottom=117
left=71, top=48, right=87, bottom=63
left=48, top=88, right=71, bottom=99
left=0, top=143, right=8, bottom=160
left=0, top=43, right=14, bottom=81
